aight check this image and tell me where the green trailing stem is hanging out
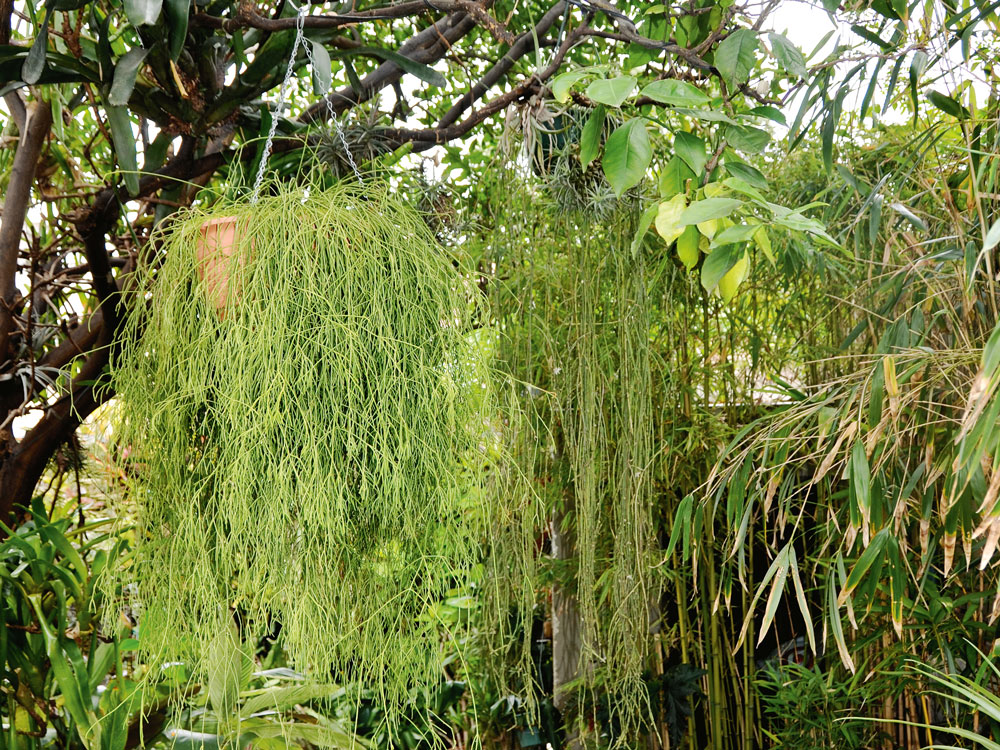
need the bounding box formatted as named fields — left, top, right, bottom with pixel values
left=481, top=170, right=660, bottom=740
left=104, top=180, right=534, bottom=732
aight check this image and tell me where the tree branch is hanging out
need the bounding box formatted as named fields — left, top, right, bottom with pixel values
left=437, top=0, right=566, bottom=130
left=0, top=99, right=52, bottom=369
left=380, top=23, right=588, bottom=148
left=300, top=9, right=480, bottom=123
left=197, top=0, right=514, bottom=43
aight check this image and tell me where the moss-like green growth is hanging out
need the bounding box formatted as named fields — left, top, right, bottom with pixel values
left=107, top=181, right=524, bottom=726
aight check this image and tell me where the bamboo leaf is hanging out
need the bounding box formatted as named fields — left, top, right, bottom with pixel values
left=841, top=528, right=888, bottom=600
left=788, top=548, right=816, bottom=653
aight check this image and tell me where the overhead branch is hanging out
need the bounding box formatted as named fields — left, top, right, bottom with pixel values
left=300, top=9, right=479, bottom=123
left=196, top=0, right=515, bottom=43
left=380, top=24, right=589, bottom=149
left=437, top=0, right=566, bottom=130
left=0, top=99, right=52, bottom=370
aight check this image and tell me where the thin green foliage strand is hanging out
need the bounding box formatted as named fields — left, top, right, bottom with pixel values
left=107, top=181, right=521, bottom=726
left=482, top=171, right=658, bottom=738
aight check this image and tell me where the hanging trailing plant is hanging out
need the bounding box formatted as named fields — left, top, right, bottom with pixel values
left=476, top=169, right=661, bottom=739
left=105, top=180, right=532, bottom=726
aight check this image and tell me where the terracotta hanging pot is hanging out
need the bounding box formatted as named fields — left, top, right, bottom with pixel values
left=195, top=216, right=245, bottom=316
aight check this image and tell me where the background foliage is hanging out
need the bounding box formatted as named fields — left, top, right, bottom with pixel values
left=6, top=0, right=1000, bottom=748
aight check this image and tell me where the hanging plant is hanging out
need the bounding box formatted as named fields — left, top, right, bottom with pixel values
left=106, top=181, right=530, bottom=723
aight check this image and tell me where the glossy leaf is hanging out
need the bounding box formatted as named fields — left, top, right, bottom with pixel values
left=579, top=105, right=605, bottom=168
left=586, top=75, right=637, bottom=108
left=715, top=28, right=759, bottom=90
left=679, top=197, right=743, bottom=226
left=124, top=0, right=163, bottom=26
left=109, top=47, right=148, bottom=106
left=673, top=131, right=706, bottom=175
left=602, top=119, right=651, bottom=197
left=641, top=79, right=710, bottom=107
left=106, top=105, right=139, bottom=196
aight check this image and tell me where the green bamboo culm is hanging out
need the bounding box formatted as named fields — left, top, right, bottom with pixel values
left=106, top=180, right=520, bottom=727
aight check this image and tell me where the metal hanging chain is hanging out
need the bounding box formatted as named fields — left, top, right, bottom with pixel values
left=250, top=2, right=364, bottom=200
left=300, top=32, right=363, bottom=184
left=250, top=3, right=308, bottom=203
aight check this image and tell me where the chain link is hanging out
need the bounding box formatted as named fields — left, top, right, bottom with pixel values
left=300, top=29, right=363, bottom=183
left=250, top=4, right=308, bottom=203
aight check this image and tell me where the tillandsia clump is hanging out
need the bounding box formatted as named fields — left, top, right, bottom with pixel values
left=105, top=180, right=532, bottom=729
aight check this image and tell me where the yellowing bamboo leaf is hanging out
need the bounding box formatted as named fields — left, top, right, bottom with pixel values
left=754, top=226, right=774, bottom=263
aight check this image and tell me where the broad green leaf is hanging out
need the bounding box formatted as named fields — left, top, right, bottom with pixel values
left=124, top=0, right=163, bottom=26
left=654, top=194, right=687, bottom=245
left=679, top=197, right=743, bottom=226
left=672, top=107, right=737, bottom=124
left=673, top=131, right=706, bottom=175
left=241, top=685, right=345, bottom=717
left=717, top=250, right=748, bottom=303
left=715, top=28, right=758, bottom=90
left=586, top=75, right=637, bottom=108
left=579, top=105, right=605, bottom=168
left=348, top=47, right=446, bottom=87
left=701, top=243, right=743, bottom=291
left=109, top=47, right=148, bottom=106
left=724, top=161, right=768, bottom=188
left=768, top=32, right=807, bottom=78
left=641, top=79, right=710, bottom=107
left=747, top=105, right=786, bottom=125
left=106, top=105, right=139, bottom=196
left=311, top=41, right=332, bottom=95
left=722, top=176, right=767, bottom=203
left=677, top=225, right=700, bottom=269
left=550, top=69, right=588, bottom=103
left=724, top=123, right=771, bottom=153
left=602, top=119, right=651, bottom=196
left=710, top=223, right=757, bottom=248
left=658, top=156, right=695, bottom=198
